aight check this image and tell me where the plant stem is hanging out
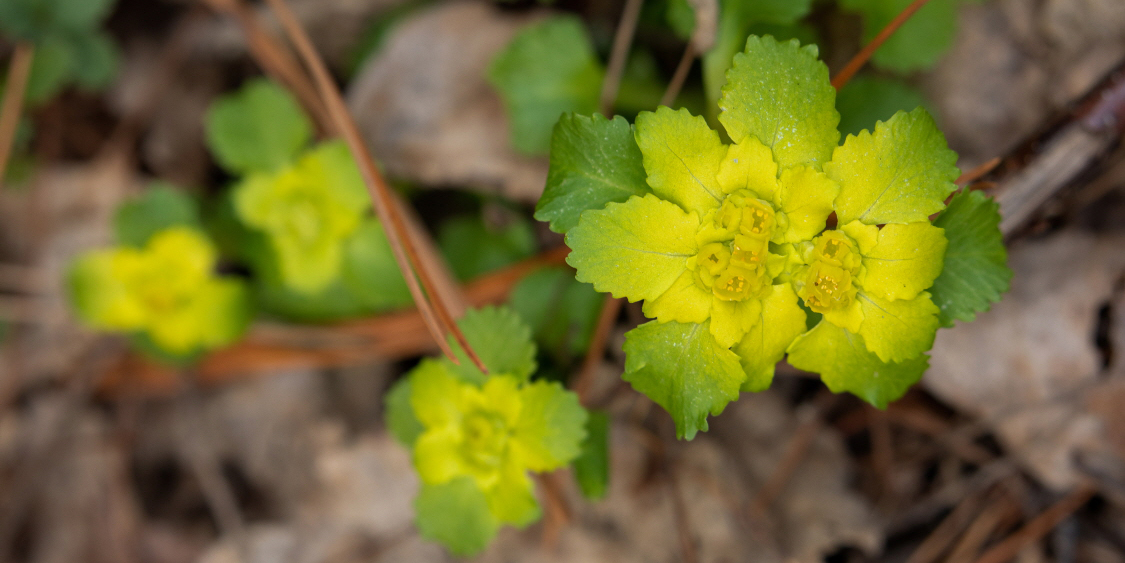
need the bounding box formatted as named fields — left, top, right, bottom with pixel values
left=660, top=43, right=695, bottom=108
left=599, top=0, right=645, bottom=116
left=0, top=43, right=35, bottom=188
left=831, top=0, right=932, bottom=91
left=261, top=0, right=486, bottom=371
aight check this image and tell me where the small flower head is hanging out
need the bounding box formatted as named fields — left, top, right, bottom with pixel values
left=234, top=141, right=370, bottom=294
left=69, top=226, right=248, bottom=356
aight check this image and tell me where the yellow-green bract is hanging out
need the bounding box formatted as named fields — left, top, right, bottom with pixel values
left=385, top=306, right=587, bottom=556
left=542, top=35, right=1007, bottom=439
left=68, top=226, right=248, bottom=357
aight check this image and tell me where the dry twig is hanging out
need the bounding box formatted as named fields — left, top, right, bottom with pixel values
left=974, top=483, right=1097, bottom=563
left=0, top=43, right=34, bottom=186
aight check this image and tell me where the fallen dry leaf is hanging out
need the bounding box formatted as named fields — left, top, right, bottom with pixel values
left=927, top=230, right=1125, bottom=490
left=347, top=1, right=549, bottom=203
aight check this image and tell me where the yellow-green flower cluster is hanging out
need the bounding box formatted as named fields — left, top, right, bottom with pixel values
left=69, top=226, right=248, bottom=356
left=386, top=307, right=587, bottom=556
left=554, top=36, right=968, bottom=438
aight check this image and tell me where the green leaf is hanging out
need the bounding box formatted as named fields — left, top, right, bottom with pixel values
left=384, top=376, right=424, bottom=447
left=566, top=194, right=699, bottom=303
left=734, top=284, right=806, bottom=391
left=508, top=267, right=603, bottom=361
left=444, top=306, right=538, bottom=385
left=930, top=189, right=1011, bottom=327
left=415, top=477, right=499, bottom=557
left=855, top=291, right=940, bottom=363
left=828, top=107, right=959, bottom=226
left=572, top=410, right=610, bottom=500
left=842, top=220, right=948, bottom=302
left=206, top=79, right=312, bottom=175
left=665, top=0, right=696, bottom=39
left=340, top=218, right=413, bottom=312
left=623, top=320, right=745, bottom=439
left=719, top=35, right=838, bottom=170
left=488, top=15, right=603, bottom=155
left=702, top=1, right=817, bottom=108
left=24, top=36, right=74, bottom=104
left=727, top=0, right=815, bottom=25
left=841, top=0, right=962, bottom=72
left=634, top=107, right=727, bottom=216
left=70, top=31, right=118, bottom=90
left=835, top=75, right=926, bottom=137
left=536, top=113, right=650, bottom=234
left=787, top=320, right=928, bottom=408
left=0, top=0, right=116, bottom=40
left=513, top=380, right=588, bottom=471
left=437, top=212, right=536, bottom=281
left=115, top=183, right=201, bottom=248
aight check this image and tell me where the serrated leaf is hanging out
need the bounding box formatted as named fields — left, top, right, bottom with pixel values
left=488, top=15, right=603, bottom=155
left=437, top=212, right=536, bottom=281
left=702, top=2, right=817, bottom=108
left=787, top=320, right=928, bottom=408
left=415, top=477, right=499, bottom=557
left=719, top=35, right=839, bottom=170
left=508, top=267, right=603, bottom=361
left=841, top=0, right=962, bottom=72
left=734, top=284, right=806, bottom=391
left=206, top=79, right=312, bottom=175
left=634, top=106, right=726, bottom=216
left=536, top=113, right=650, bottom=234
left=930, top=189, right=1011, bottom=327
left=513, top=380, right=588, bottom=471
left=623, top=320, right=745, bottom=439
left=115, top=184, right=200, bottom=248
left=444, top=306, right=537, bottom=385
left=841, top=220, right=948, bottom=301
left=836, top=75, right=927, bottom=138
left=828, top=107, right=959, bottom=226
left=855, top=291, right=940, bottom=363
left=566, top=194, right=699, bottom=303
left=384, top=376, right=424, bottom=447
left=572, top=410, right=609, bottom=500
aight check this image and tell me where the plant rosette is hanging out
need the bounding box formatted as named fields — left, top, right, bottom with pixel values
left=68, top=226, right=249, bottom=359
left=538, top=35, right=1010, bottom=439
left=385, top=306, right=588, bottom=556
left=233, top=141, right=370, bottom=294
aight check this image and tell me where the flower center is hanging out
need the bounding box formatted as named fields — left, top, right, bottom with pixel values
left=690, top=190, right=777, bottom=301
left=798, top=231, right=860, bottom=313
left=460, top=410, right=510, bottom=471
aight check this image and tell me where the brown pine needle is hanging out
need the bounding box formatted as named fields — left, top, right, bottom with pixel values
left=831, top=0, right=933, bottom=91
left=957, top=156, right=1002, bottom=186
left=973, top=483, right=1096, bottom=563
left=0, top=43, right=35, bottom=188
left=261, top=0, right=486, bottom=372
